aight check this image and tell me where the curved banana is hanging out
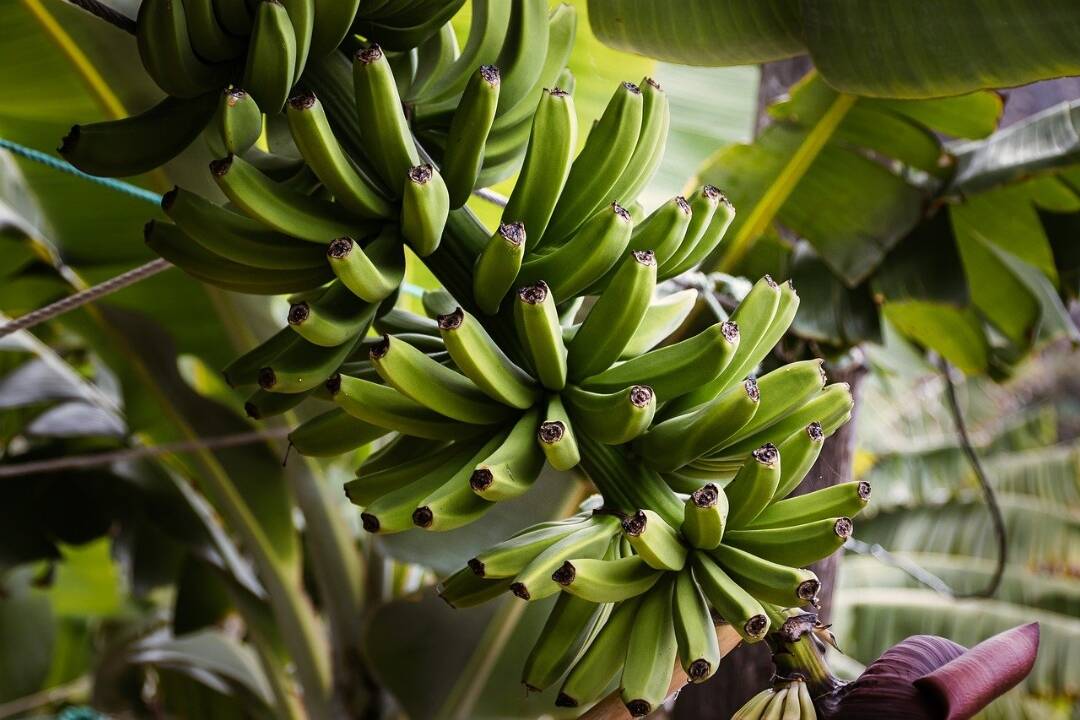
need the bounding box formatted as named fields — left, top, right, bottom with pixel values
left=352, top=43, right=419, bottom=188
left=681, top=483, right=728, bottom=550
left=469, top=514, right=589, bottom=578
left=554, top=555, right=662, bottom=603
left=750, top=480, right=871, bottom=529
left=710, top=544, right=820, bottom=607
left=673, top=567, right=721, bottom=683
left=538, top=394, right=580, bottom=471
left=400, top=163, right=449, bottom=256
left=724, top=443, right=782, bottom=528
left=770, top=422, right=827, bottom=501
left=522, top=592, right=607, bottom=692
left=442, top=65, right=500, bottom=208
left=473, top=222, right=526, bottom=315
left=724, top=517, right=853, bottom=568
left=622, top=509, right=687, bottom=571
left=331, top=374, right=465, bottom=440
left=563, top=384, right=656, bottom=445
left=288, top=407, right=388, bottom=456
left=691, top=553, right=769, bottom=643
left=620, top=287, right=698, bottom=358
left=556, top=596, right=642, bottom=709
left=326, top=231, right=404, bottom=302
left=287, top=280, right=374, bottom=347
left=514, top=282, right=567, bottom=391
left=242, top=0, right=297, bottom=112
left=620, top=576, right=677, bottom=718
left=437, top=307, right=538, bottom=409
left=470, top=408, right=545, bottom=501
left=510, top=515, right=619, bottom=601
left=206, top=88, right=262, bottom=156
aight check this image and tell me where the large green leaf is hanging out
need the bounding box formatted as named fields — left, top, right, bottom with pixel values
left=587, top=0, right=1080, bottom=98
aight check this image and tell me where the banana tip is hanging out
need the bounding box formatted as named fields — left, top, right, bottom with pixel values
left=467, top=558, right=485, bottom=577
left=518, top=282, right=549, bottom=304
left=360, top=513, right=379, bottom=532
left=625, top=699, right=651, bottom=717
left=412, top=506, right=433, bottom=528
left=554, top=693, right=578, bottom=708
left=437, top=307, right=464, bottom=330
left=552, top=561, right=575, bottom=586
left=691, top=484, right=719, bottom=508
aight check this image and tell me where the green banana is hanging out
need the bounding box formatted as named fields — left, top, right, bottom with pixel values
left=516, top=202, right=634, bottom=302
left=501, top=88, right=576, bottom=247
left=522, top=592, right=607, bottom=692
left=437, top=308, right=538, bottom=409
left=673, top=567, right=720, bottom=683
left=206, top=88, right=262, bottom=156
left=724, top=443, right=782, bottom=528
left=710, top=544, right=820, bottom=607
left=751, top=480, right=871, bottom=529
left=326, top=231, right=404, bottom=302
left=412, top=432, right=508, bottom=531
left=628, top=195, right=693, bottom=268
left=443, top=65, right=500, bottom=208
left=469, top=515, right=589, bottom=578
left=470, top=408, right=545, bottom=501
left=607, top=77, right=669, bottom=210
left=563, top=384, right=656, bottom=445
left=408, top=22, right=459, bottom=100
left=437, top=566, right=513, bottom=608
left=370, top=335, right=511, bottom=423
left=637, top=378, right=761, bottom=472
left=732, top=360, right=827, bottom=440
left=309, top=0, right=361, bottom=57
left=714, top=384, right=853, bottom=460
left=734, top=688, right=779, bottom=720
left=659, top=185, right=721, bottom=276
left=581, top=320, right=739, bottom=400
left=244, top=386, right=309, bottom=419
left=60, top=93, right=217, bottom=177
left=288, top=407, right=388, bottom=456
left=510, top=515, right=619, bottom=601
left=664, top=193, right=736, bottom=278
left=286, top=91, right=393, bottom=218
left=473, top=222, right=526, bottom=315
left=690, top=553, right=769, bottom=643
left=345, top=438, right=458, bottom=506
left=542, top=82, right=644, bottom=245
left=554, top=555, right=662, bottom=603
left=258, top=335, right=364, bottom=394
left=162, top=187, right=325, bottom=270
left=331, top=374, right=466, bottom=439
left=223, top=327, right=299, bottom=386
left=770, top=422, right=827, bottom=501
left=401, top=163, right=449, bottom=256
left=620, top=576, right=677, bottom=718
left=144, top=220, right=332, bottom=294
left=242, top=0, right=296, bottom=112
left=136, top=0, right=230, bottom=98
left=556, top=595, right=642, bottom=709
left=514, top=282, right=567, bottom=391
left=620, top=288, right=698, bottom=358
left=724, top=517, right=853, bottom=568
left=567, top=250, right=656, bottom=380
left=537, top=394, right=580, bottom=471
left=359, top=438, right=490, bottom=534
left=352, top=43, right=420, bottom=188
left=413, top=0, right=510, bottom=106
left=681, top=483, right=728, bottom=550
left=491, top=0, right=549, bottom=115
left=210, top=154, right=373, bottom=242
left=622, top=509, right=687, bottom=571
left=213, top=0, right=253, bottom=35
left=279, top=0, right=314, bottom=79
left=287, top=280, right=374, bottom=347
left=723, top=278, right=800, bottom=389
left=375, top=307, right=440, bottom=336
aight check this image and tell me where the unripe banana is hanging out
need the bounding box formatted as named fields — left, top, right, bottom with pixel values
left=516, top=202, right=634, bottom=302
left=206, top=88, right=262, bottom=157
left=514, top=282, right=567, bottom=391
left=660, top=185, right=721, bottom=276
left=286, top=92, right=394, bottom=219
left=244, top=386, right=310, bottom=419
left=287, top=281, right=374, bottom=347
left=309, top=0, right=361, bottom=57
left=620, top=288, right=698, bottom=358
left=510, top=516, right=620, bottom=601
left=400, top=163, right=449, bottom=256
left=733, top=360, right=827, bottom=440
left=567, top=250, right=656, bottom=380
left=326, top=232, right=404, bottom=303
left=628, top=195, right=693, bottom=268
left=715, top=384, right=853, bottom=460
left=256, top=334, right=364, bottom=393
left=502, top=88, right=577, bottom=246
left=724, top=517, right=853, bottom=568
left=470, top=408, right=545, bottom=501
left=543, top=81, right=644, bottom=245
left=553, top=555, right=662, bottom=603
left=279, top=0, right=314, bottom=79
left=409, top=22, right=458, bottom=100
left=672, top=567, right=721, bottom=683
left=360, top=436, right=496, bottom=534
left=223, top=327, right=299, bottom=387
left=370, top=335, right=513, bottom=425
left=581, top=320, right=739, bottom=401
left=637, top=378, right=761, bottom=472
left=770, top=422, right=827, bottom=501
left=242, top=0, right=296, bottom=112
left=491, top=0, right=550, bottom=115
left=345, top=438, right=457, bottom=506
left=473, top=222, right=526, bottom=315
left=412, top=432, right=509, bottom=532
left=751, top=480, right=871, bottom=529
left=522, top=592, right=607, bottom=692
left=288, top=407, right=388, bottom=456
left=764, top=688, right=790, bottom=720
left=607, top=77, right=669, bottom=211
left=212, top=0, right=253, bottom=36
left=796, top=678, right=816, bottom=719
left=724, top=443, right=782, bottom=528
left=162, top=187, right=325, bottom=270
left=622, top=509, right=687, bottom=571
left=665, top=193, right=736, bottom=277
left=563, top=384, right=656, bottom=445
left=137, top=0, right=230, bottom=98
left=537, top=395, right=580, bottom=471
left=681, top=483, right=728, bottom=550
left=556, top=595, right=642, bottom=709
left=375, top=307, right=440, bottom=336
left=722, top=277, right=800, bottom=389
left=620, top=576, right=677, bottom=718
left=210, top=154, right=373, bottom=242
left=734, top=687, right=778, bottom=720
left=690, top=553, right=769, bottom=643
left=469, top=515, right=590, bottom=578
left=437, top=308, right=538, bottom=409
left=443, top=65, right=500, bottom=208
left=353, top=44, right=420, bottom=188
left=60, top=93, right=217, bottom=177
left=710, top=544, right=821, bottom=607
left=331, top=374, right=465, bottom=440
left=437, top=566, right=513, bottom=608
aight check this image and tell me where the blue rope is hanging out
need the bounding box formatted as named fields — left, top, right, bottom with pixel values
left=0, top=138, right=162, bottom=205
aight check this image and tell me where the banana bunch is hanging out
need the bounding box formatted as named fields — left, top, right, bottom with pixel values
left=735, top=678, right=817, bottom=720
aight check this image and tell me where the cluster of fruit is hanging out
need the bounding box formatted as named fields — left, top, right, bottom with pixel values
left=61, top=1, right=867, bottom=716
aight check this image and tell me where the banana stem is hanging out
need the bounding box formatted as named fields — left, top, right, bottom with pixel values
left=765, top=610, right=844, bottom=701
left=578, top=435, right=684, bottom=527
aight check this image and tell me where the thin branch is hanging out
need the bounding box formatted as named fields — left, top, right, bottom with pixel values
left=938, top=357, right=1007, bottom=598
left=0, top=427, right=290, bottom=478
left=0, top=258, right=173, bottom=339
